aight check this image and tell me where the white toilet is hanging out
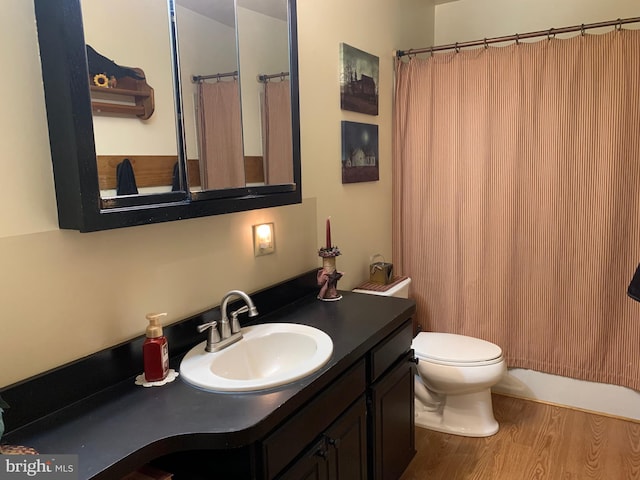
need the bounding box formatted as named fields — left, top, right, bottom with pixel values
left=412, top=332, right=506, bottom=437
left=354, top=276, right=506, bottom=437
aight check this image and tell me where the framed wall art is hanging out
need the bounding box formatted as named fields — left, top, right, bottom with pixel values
left=339, top=43, right=379, bottom=115
left=341, top=121, right=379, bottom=184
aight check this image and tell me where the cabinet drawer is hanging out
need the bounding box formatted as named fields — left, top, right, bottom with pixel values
left=368, top=319, right=413, bottom=383
left=263, top=359, right=366, bottom=479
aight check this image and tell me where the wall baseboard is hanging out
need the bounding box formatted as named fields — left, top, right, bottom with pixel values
left=493, top=368, right=640, bottom=422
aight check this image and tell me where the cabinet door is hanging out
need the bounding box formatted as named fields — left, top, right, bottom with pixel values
left=369, top=352, right=416, bottom=480
left=326, top=396, right=367, bottom=480
left=263, top=361, right=366, bottom=479
left=278, top=439, right=329, bottom=480
left=278, top=396, right=368, bottom=480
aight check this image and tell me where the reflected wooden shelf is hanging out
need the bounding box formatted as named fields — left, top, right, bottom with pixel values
left=97, top=155, right=199, bottom=190
left=90, top=71, right=154, bottom=119
left=96, top=155, right=265, bottom=190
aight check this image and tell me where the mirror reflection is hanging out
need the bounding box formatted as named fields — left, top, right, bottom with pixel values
left=177, top=0, right=244, bottom=191
left=82, top=0, right=294, bottom=203
left=81, top=0, right=181, bottom=199
left=178, top=0, right=292, bottom=191
left=236, top=0, right=292, bottom=186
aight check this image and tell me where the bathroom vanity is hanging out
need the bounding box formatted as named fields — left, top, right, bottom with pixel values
left=1, top=272, right=416, bottom=479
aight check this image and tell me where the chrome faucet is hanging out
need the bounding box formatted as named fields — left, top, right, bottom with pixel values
left=198, top=290, right=259, bottom=352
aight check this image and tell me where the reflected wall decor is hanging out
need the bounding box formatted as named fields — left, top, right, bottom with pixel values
left=341, top=121, right=379, bottom=184
left=339, top=43, right=379, bottom=115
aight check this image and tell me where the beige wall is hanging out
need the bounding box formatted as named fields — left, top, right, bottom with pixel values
left=435, top=0, right=640, bottom=44
left=238, top=8, right=289, bottom=157
left=177, top=6, right=238, bottom=160
left=0, top=0, right=433, bottom=388
left=298, top=0, right=434, bottom=286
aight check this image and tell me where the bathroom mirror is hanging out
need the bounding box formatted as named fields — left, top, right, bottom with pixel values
left=33, top=0, right=300, bottom=232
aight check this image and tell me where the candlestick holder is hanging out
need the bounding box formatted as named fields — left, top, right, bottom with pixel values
left=317, top=246, right=343, bottom=301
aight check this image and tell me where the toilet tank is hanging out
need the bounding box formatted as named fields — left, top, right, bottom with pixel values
left=353, top=277, right=411, bottom=298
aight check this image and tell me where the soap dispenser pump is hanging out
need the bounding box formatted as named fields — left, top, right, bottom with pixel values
left=143, top=313, right=169, bottom=382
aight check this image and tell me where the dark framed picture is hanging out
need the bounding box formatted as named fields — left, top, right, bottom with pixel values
left=340, top=43, right=379, bottom=115
left=341, top=121, right=379, bottom=184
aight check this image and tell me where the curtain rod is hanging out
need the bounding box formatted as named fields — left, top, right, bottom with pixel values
left=396, top=16, right=640, bottom=57
left=191, top=70, right=238, bottom=83
left=257, top=71, right=290, bottom=83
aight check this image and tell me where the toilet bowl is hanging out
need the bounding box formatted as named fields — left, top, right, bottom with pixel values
left=353, top=276, right=505, bottom=437
left=412, top=332, right=506, bottom=437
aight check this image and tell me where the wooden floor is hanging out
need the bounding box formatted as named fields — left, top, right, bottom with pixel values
left=399, top=394, right=640, bottom=480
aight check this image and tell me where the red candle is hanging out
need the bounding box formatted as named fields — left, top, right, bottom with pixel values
left=326, top=217, right=332, bottom=249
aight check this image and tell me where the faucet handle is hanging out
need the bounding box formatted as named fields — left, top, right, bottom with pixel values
left=198, top=321, right=222, bottom=344
left=197, top=320, right=217, bottom=334
left=229, top=304, right=259, bottom=333
left=230, top=311, right=242, bottom=334
left=231, top=304, right=259, bottom=318
left=232, top=305, right=249, bottom=316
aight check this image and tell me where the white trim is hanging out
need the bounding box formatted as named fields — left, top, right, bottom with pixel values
left=493, top=368, right=640, bottom=421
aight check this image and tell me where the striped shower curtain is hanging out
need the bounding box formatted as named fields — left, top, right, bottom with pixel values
left=198, top=80, right=245, bottom=189
left=392, top=28, right=640, bottom=390
left=262, top=80, right=293, bottom=184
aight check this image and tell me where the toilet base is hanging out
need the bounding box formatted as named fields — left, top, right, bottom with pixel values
left=415, top=389, right=499, bottom=437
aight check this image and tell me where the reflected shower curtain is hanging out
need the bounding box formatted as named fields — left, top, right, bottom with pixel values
left=393, top=29, right=640, bottom=389
left=198, top=80, right=245, bottom=189
left=262, top=80, right=293, bottom=184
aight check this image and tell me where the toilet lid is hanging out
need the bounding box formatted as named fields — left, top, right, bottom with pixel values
left=412, top=332, right=503, bottom=366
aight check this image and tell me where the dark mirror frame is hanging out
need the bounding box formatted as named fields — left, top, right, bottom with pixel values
left=33, top=0, right=301, bottom=233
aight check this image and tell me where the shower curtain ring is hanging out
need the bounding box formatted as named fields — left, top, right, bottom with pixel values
left=547, top=28, right=555, bottom=41
left=580, top=24, right=586, bottom=36
left=455, top=42, right=460, bottom=53
left=617, top=18, right=623, bottom=31
left=515, top=33, right=520, bottom=45
left=430, top=46, right=434, bottom=57
left=483, top=38, right=488, bottom=49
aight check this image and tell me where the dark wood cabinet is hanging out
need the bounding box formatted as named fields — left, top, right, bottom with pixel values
left=134, top=320, right=416, bottom=480
left=369, top=351, right=416, bottom=480
left=279, top=438, right=330, bottom=480
left=275, top=319, right=415, bottom=480
left=131, top=319, right=415, bottom=480
left=366, top=320, right=416, bottom=480
left=262, top=361, right=367, bottom=479
left=326, top=397, right=368, bottom=480
left=280, top=397, right=368, bottom=480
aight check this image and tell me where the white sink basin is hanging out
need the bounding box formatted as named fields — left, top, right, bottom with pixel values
left=180, top=323, right=333, bottom=392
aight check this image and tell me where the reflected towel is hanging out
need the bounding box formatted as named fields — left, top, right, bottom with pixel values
left=116, top=158, right=138, bottom=195
left=171, top=162, right=180, bottom=191
left=627, top=263, right=640, bottom=302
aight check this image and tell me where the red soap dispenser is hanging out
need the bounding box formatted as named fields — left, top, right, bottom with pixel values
left=143, top=313, right=169, bottom=382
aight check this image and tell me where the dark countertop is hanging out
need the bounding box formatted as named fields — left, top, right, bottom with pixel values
left=3, top=291, right=415, bottom=480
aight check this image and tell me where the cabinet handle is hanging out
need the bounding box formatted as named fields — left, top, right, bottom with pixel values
left=327, top=437, right=341, bottom=448
left=315, top=447, right=328, bottom=459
